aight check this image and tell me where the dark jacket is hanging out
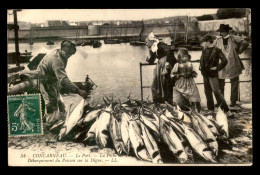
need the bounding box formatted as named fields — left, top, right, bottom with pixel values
left=199, top=47, right=228, bottom=77
left=146, top=43, right=177, bottom=102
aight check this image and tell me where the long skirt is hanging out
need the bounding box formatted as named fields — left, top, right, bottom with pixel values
left=173, top=77, right=201, bottom=106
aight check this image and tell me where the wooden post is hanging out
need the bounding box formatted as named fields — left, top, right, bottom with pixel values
left=246, top=8, right=250, bottom=39
left=140, top=63, right=143, bottom=101
left=13, top=10, right=20, bottom=67
left=174, top=19, right=177, bottom=44
left=238, top=81, right=241, bottom=102
left=185, top=15, right=189, bottom=44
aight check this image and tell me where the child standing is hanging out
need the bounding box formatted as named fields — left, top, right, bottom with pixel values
left=170, top=48, right=201, bottom=112
left=199, top=34, right=234, bottom=117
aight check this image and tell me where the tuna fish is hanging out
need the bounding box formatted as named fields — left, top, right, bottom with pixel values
left=83, top=120, right=97, bottom=146
left=74, top=130, right=87, bottom=142
left=182, top=124, right=217, bottom=163
left=139, top=113, right=160, bottom=139
left=129, top=120, right=151, bottom=162
left=191, top=113, right=218, bottom=156
left=142, top=107, right=160, bottom=124
left=175, top=106, right=192, bottom=125
left=168, top=120, right=186, bottom=141
left=81, top=109, right=101, bottom=125
left=159, top=118, right=188, bottom=163
left=164, top=109, right=175, bottom=119
left=160, top=111, right=185, bottom=141
left=49, top=120, right=65, bottom=133
left=176, top=105, right=184, bottom=120
left=216, top=107, right=229, bottom=138
left=140, top=122, right=163, bottom=163
left=95, top=104, right=113, bottom=148
left=208, top=115, right=227, bottom=137
left=120, top=112, right=131, bottom=155
left=165, top=103, right=192, bottom=126
left=58, top=100, right=87, bottom=140
left=196, top=113, right=219, bottom=137
left=109, top=115, right=127, bottom=155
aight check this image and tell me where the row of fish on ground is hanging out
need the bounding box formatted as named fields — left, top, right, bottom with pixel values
left=50, top=96, right=230, bottom=164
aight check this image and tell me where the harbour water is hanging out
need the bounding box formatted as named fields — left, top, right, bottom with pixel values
left=8, top=40, right=252, bottom=107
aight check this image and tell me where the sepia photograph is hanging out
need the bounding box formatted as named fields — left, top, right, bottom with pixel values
left=7, top=8, right=252, bottom=166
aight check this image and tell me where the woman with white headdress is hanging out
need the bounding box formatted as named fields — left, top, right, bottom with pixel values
left=146, top=32, right=177, bottom=103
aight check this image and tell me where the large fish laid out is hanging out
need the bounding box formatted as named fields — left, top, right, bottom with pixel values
left=190, top=113, right=218, bottom=156
left=83, top=120, right=97, bottom=146
left=216, top=107, right=229, bottom=138
left=120, top=112, right=131, bottom=155
left=139, top=111, right=160, bottom=139
left=144, top=107, right=160, bottom=124
left=159, top=118, right=189, bottom=163
left=129, top=120, right=151, bottom=162
left=165, top=103, right=192, bottom=126
left=54, top=96, right=234, bottom=164
left=196, top=113, right=219, bottom=137
left=96, top=104, right=113, bottom=148
left=109, top=115, right=127, bottom=155
left=182, top=124, right=217, bottom=163
left=163, top=110, right=186, bottom=137
left=58, top=99, right=87, bottom=141
left=74, top=108, right=101, bottom=142
left=82, top=109, right=102, bottom=124
left=140, top=122, right=163, bottom=163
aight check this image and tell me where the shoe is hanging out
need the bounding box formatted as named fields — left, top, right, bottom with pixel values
left=215, top=103, right=220, bottom=108
left=226, top=111, right=234, bottom=118
left=230, top=102, right=236, bottom=107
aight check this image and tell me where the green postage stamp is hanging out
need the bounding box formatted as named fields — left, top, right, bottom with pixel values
left=7, top=94, right=43, bottom=137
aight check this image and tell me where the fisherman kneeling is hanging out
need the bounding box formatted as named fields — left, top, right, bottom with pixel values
left=37, top=40, right=89, bottom=130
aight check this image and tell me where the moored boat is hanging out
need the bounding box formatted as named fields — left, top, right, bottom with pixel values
left=104, top=39, right=120, bottom=44
left=130, top=41, right=146, bottom=46
left=92, top=40, right=102, bottom=48
left=47, top=40, right=54, bottom=45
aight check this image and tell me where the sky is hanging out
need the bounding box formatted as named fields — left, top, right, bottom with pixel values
left=7, top=9, right=218, bottom=23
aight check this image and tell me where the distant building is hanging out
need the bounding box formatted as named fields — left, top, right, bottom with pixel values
left=69, top=22, right=78, bottom=26
left=18, top=21, right=31, bottom=30
left=8, top=21, right=31, bottom=30
left=78, top=21, right=89, bottom=26
left=44, top=20, right=69, bottom=27
left=91, top=21, right=104, bottom=26
left=132, top=21, right=143, bottom=26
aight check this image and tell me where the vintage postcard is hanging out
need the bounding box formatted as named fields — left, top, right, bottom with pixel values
left=7, top=9, right=252, bottom=166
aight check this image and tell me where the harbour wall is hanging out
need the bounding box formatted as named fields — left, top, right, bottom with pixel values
left=7, top=23, right=197, bottom=42
left=7, top=17, right=249, bottom=42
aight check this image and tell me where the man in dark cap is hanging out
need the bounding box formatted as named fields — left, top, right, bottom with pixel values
left=37, top=40, right=89, bottom=128
left=200, top=34, right=233, bottom=117
left=214, top=24, right=249, bottom=107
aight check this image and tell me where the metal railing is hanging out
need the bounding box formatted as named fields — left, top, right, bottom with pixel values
left=140, top=58, right=251, bottom=101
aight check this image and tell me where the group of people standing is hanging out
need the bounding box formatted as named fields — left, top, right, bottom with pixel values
left=36, top=23, right=249, bottom=130
left=146, top=24, right=249, bottom=117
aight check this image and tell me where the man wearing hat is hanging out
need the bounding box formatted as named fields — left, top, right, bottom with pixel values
left=200, top=34, right=233, bottom=117
left=214, top=24, right=249, bottom=107
left=146, top=32, right=177, bottom=103
left=37, top=40, right=89, bottom=128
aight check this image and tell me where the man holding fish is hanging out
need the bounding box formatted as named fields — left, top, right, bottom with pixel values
left=37, top=40, right=89, bottom=129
